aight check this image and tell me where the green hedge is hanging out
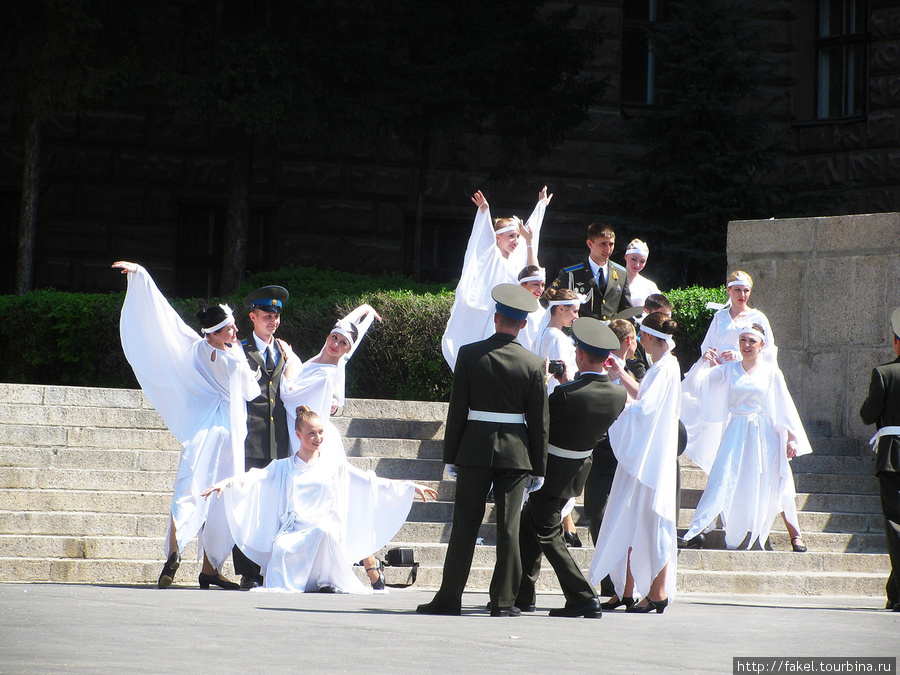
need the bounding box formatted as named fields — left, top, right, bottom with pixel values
left=0, top=267, right=724, bottom=400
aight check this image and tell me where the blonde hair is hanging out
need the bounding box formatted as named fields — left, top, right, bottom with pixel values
left=294, top=405, right=321, bottom=432
left=727, top=270, right=753, bottom=287
left=493, top=216, right=521, bottom=232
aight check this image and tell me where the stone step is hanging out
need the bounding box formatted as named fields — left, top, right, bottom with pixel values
left=803, top=436, right=871, bottom=457
left=345, top=456, right=445, bottom=481
left=0, top=534, right=197, bottom=561
left=0, top=557, right=235, bottom=586
left=343, top=438, right=443, bottom=460
left=679, top=468, right=879, bottom=495
left=0, top=446, right=179, bottom=472
left=790, top=455, right=874, bottom=476
left=0, top=488, right=171, bottom=514
left=676, top=570, right=887, bottom=596
left=0, top=402, right=165, bottom=431
left=678, top=488, right=882, bottom=515
left=677, top=529, right=886, bottom=554
left=675, top=509, right=885, bottom=534
left=0, top=510, right=163, bottom=538
left=341, top=399, right=449, bottom=421
left=331, top=417, right=445, bottom=441
left=0, top=467, right=174, bottom=493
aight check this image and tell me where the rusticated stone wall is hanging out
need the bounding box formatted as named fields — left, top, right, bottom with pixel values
left=727, top=212, right=900, bottom=443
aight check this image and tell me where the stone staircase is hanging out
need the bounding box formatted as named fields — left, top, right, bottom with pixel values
left=0, top=383, right=890, bottom=595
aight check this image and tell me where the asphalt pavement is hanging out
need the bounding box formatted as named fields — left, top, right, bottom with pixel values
left=1, top=583, right=896, bottom=674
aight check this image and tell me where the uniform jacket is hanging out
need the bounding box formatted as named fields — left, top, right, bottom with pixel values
left=860, top=355, right=900, bottom=475
left=242, top=338, right=290, bottom=463
left=552, top=257, right=632, bottom=322
left=544, top=373, right=627, bottom=499
left=443, top=333, right=549, bottom=474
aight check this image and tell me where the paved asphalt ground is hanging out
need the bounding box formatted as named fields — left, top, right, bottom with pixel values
left=1, top=583, right=896, bottom=674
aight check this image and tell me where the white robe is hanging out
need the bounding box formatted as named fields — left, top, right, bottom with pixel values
left=519, top=306, right=546, bottom=354
left=119, top=265, right=260, bottom=566
left=682, top=360, right=812, bottom=549
left=588, top=350, right=681, bottom=601
left=535, top=325, right=576, bottom=395
left=628, top=274, right=661, bottom=308
left=683, top=307, right=777, bottom=473
left=441, top=199, right=547, bottom=370
left=281, top=360, right=346, bottom=459
left=224, top=448, right=416, bottom=593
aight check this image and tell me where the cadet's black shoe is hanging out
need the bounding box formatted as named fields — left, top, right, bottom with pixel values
left=240, top=574, right=263, bottom=590
left=548, top=597, right=601, bottom=618
left=487, top=600, right=536, bottom=613
left=490, top=605, right=522, bottom=617
left=679, top=533, right=705, bottom=549
left=416, top=601, right=461, bottom=616
left=198, top=573, right=240, bottom=590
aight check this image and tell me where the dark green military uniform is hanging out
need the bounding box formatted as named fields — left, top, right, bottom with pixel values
left=517, top=372, right=626, bottom=608
left=860, top=351, right=900, bottom=609
left=552, top=257, right=632, bottom=321
left=428, top=332, right=549, bottom=612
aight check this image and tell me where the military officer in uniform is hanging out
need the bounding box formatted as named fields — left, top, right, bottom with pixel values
left=235, top=284, right=291, bottom=589
left=860, top=307, right=900, bottom=612
left=551, top=222, right=631, bottom=322
left=516, top=318, right=627, bottom=618
left=417, top=284, right=549, bottom=617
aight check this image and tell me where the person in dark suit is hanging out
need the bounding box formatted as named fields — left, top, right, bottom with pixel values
left=417, top=284, right=549, bottom=617
left=860, top=307, right=900, bottom=612
left=235, top=285, right=291, bottom=589
left=550, top=222, right=631, bottom=322
left=516, top=318, right=627, bottom=618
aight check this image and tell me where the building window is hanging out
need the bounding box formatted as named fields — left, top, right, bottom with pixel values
left=817, top=0, right=867, bottom=119
left=622, top=0, right=662, bottom=106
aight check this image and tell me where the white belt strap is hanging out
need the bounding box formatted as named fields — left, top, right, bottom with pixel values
left=467, top=410, right=526, bottom=424
left=547, top=443, right=593, bottom=460
left=868, top=426, right=900, bottom=450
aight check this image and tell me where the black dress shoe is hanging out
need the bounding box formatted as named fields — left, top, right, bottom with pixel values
left=548, top=597, right=601, bottom=618
left=564, top=531, right=583, bottom=548
left=490, top=605, right=521, bottom=617
left=198, top=573, right=240, bottom=590
left=626, top=597, right=668, bottom=614
left=600, top=596, right=634, bottom=610
left=240, top=574, right=263, bottom=590
left=791, top=537, right=808, bottom=553
left=893, top=603, right=900, bottom=612
left=488, top=601, right=536, bottom=613
left=317, top=585, right=337, bottom=593
left=157, top=551, right=180, bottom=589
left=679, top=533, right=705, bottom=549
left=416, top=601, right=461, bottom=616
left=366, top=559, right=385, bottom=591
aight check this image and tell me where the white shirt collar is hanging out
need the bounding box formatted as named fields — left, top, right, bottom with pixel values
left=253, top=331, right=273, bottom=354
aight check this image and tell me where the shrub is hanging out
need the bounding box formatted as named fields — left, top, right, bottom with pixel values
left=666, top=284, right=726, bottom=372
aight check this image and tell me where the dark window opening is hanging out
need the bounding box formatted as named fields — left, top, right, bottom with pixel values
left=816, top=0, right=867, bottom=119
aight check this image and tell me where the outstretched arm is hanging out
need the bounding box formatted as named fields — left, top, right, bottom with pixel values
left=412, top=483, right=439, bottom=502
left=112, top=261, right=138, bottom=274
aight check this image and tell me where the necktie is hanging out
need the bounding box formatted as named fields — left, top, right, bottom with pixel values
left=597, top=267, right=606, bottom=292
left=265, top=346, right=275, bottom=371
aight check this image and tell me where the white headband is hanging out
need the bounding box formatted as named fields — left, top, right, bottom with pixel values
left=727, top=274, right=752, bottom=289
left=494, top=216, right=522, bottom=236
left=330, top=319, right=356, bottom=345
left=200, top=304, right=235, bottom=334
left=625, top=241, right=649, bottom=257
left=548, top=291, right=588, bottom=308
left=519, top=268, right=546, bottom=283
left=739, top=325, right=766, bottom=342
left=641, top=323, right=675, bottom=348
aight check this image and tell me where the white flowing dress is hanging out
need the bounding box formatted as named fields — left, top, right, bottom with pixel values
left=683, top=307, right=777, bottom=473
left=588, top=350, right=681, bottom=601
left=681, top=360, right=811, bottom=549
left=628, top=274, right=661, bottom=308
left=535, top=326, right=576, bottom=395
left=224, top=448, right=416, bottom=593
left=119, top=265, right=260, bottom=566
left=441, top=199, right=547, bottom=370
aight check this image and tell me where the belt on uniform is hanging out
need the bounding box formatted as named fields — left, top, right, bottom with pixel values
left=467, top=410, right=526, bottom=424
left=547, top=443, right=593, bottom=460
left=868, top=425, right=900, bottom=450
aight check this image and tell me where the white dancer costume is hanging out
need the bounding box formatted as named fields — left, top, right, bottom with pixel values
left=119, top=265, right=260, bottom=567
left=681, top=360, right=811, bottom=549
left=536, top=325, right=576, bottom=395
left=628, top=274, right=661, bottom=308
left=588, top=350, right=681, bottom=602
left=683, top=306, right=777, bottom=473
left=441, top=198, right=548, bottom=370
left=223, top=448, right=416, bottom=593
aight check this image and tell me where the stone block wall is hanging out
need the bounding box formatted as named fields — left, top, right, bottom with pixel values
left=727, top=212, right=900, bottom=443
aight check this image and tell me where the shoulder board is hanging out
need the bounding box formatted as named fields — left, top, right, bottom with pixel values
left=609, top=260, right=626, bottom=273
left=562, top=263, right=584, bottom=273
left=241, top=339, right=251, bottom=346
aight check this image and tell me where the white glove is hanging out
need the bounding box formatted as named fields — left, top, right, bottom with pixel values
left=526, top=475, right=544, bottom=494
left=445, top=464, right=458, bottom=479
